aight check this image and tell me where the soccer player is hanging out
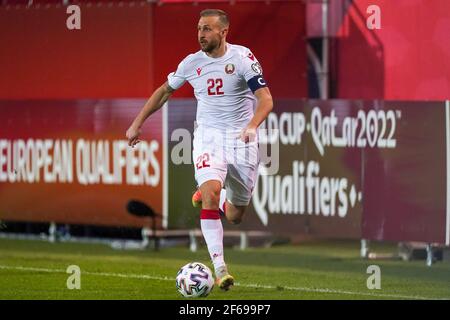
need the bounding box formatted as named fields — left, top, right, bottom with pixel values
left=126, top=9, right=273, bottom=291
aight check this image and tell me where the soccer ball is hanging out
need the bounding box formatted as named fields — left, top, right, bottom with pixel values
left=176, top=262, right=215, bottom=298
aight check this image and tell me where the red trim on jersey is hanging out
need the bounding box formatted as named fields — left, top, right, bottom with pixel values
left=200, top=209, right=220, bottom=220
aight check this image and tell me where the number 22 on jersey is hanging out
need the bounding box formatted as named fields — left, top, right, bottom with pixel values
left=207, top=79, right=224, bottom=96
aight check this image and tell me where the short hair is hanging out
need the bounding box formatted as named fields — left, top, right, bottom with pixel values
left=200, top=9, right=229, bottom=28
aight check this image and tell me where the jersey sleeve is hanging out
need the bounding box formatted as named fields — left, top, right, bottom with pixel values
left=239, top=50, right=268, bottom=93
left=167, top=59, right=187, bottom=90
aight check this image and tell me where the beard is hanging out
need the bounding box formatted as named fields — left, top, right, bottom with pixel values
left=199, top=38, right=221, bottom=53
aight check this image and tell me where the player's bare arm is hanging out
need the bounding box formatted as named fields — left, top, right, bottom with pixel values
left=240, top=87, right=273, bottom=143
left=126, top=82, right=175, bottom=147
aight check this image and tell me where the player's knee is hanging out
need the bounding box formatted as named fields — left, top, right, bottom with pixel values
left=228, top=217, right=242, bottom=225
left=225, top=206, right=245, bottom=224
left=225, top=212, right=243, bottom=225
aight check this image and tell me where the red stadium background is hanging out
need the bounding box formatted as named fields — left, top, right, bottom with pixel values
left=1, top=0, right=449, bottom=100
left=0, top=0, right=307, bottom=99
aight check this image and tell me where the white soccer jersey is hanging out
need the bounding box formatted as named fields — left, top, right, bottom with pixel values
left=167, top=43, right=267, bottom=131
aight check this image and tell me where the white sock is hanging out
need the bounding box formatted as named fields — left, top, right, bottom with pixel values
left=200, top=210, right=225, bottom=271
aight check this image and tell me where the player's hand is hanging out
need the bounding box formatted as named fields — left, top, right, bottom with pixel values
left=239, top=125, right=257, bottom=143
left=126, top=125, right=141, bottom=148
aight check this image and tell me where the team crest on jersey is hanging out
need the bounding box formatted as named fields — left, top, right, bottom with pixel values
left=225, top=63, right=235, bottom=75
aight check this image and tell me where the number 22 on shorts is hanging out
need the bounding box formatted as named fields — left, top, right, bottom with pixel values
left=196, top=153, right=211, bottom=170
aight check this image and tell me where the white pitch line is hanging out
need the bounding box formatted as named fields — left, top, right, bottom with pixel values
left=0, top=265, right=173, bottom=282
left=234, top=282, right=447, bottom=300
left=0, top=265, right=447, bottom=300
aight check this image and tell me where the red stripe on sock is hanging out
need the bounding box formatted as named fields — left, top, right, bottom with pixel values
left=200, top=209, right=220, bottom=220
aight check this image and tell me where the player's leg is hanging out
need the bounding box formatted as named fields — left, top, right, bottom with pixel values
left=223, top=201, right=246, bottom=225
left=223, top=140, right=260, bottom=225
left=199, top=179, right=221, bottom=209
left=222, top=169, right=252, bottom=226
left=198, top=180, right=226, bottom=276
left=198, top=183, right=234, bottom=290
left=193, top=187, right=227, bottom=215
left=197, top=179, right=234, bottom=290
left=192, top=126, right=233, bottom=290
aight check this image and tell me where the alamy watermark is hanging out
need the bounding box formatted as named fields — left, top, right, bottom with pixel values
left=366, top=265, right=381, bottom=290
left=366, top=5, right=381, bottom=30
left=170, top=124, right=280, bottom=176
left=66, top=265, right=81, bottom=290
left=66, top=5, right=81, bottom=30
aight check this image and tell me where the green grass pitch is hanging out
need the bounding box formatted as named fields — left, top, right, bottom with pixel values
left=0, top=238, right=449, bottom=300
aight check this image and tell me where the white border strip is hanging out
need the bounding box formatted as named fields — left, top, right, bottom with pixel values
left=162, top=102, right=169, bottom=229
left=446, top=100, right=450, bottom=246
left=0, top=265, right=448, bottom=300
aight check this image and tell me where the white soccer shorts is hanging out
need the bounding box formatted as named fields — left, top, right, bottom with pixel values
left=192, top=125, right=259, bottom=206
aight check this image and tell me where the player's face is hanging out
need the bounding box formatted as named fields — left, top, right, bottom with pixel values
left=197, top=16, right=226, bottom=53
